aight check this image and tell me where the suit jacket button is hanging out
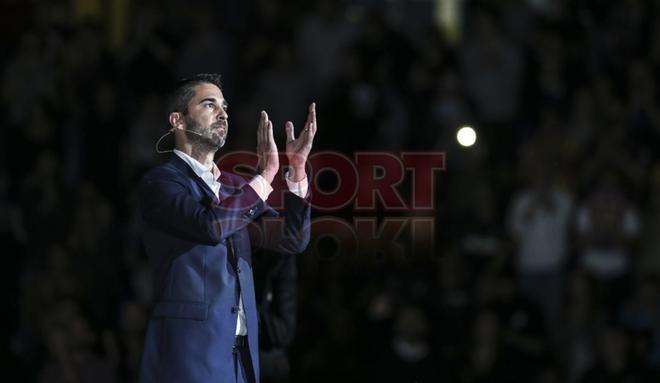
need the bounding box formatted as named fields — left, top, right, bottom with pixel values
left=231, top=306, right=238, bottom=313
left=237, top=267, right=242, bottom=273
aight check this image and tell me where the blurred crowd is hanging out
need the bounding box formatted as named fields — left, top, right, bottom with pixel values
left=2, top=0, right=660, bottom=382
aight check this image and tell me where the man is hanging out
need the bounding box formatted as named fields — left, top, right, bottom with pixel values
left=137, top=74, right=314, bottom=383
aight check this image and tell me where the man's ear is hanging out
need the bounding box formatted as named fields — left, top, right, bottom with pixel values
left=168, top=112, right=184, bottom=130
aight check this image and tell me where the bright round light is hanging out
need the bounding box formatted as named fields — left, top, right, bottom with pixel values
left=456, top=126, right=477, bottom=147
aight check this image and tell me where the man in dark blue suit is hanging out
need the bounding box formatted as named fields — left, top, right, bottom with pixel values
left=138, top=74, right=315, bottom=383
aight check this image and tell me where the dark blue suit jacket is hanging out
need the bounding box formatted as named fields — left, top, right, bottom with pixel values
left=137, top=155, right=310, bottom=382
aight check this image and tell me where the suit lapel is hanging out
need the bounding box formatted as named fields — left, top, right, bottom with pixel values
left=168, top=155, right=219, bottom=203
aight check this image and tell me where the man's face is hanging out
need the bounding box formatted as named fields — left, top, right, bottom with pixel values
left=182, top=83, right=229, bottom=150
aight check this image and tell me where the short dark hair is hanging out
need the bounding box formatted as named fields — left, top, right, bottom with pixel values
left=167, top=73, right=223, bottom=115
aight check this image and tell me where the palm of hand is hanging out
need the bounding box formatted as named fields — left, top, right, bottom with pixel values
left=286, top=103, right=317, bottom=169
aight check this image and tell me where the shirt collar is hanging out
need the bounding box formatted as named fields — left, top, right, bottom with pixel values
left=173, top=149, right=221, bottom=181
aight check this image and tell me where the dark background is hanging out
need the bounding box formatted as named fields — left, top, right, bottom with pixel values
left=2, top=0, right=660, bottom=382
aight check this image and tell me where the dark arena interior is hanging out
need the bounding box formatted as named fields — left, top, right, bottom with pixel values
left=2, top=0, right=660, bottom=382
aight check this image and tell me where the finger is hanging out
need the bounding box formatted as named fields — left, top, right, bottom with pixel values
left=258, top=111, right=265, bottom=142
left=304, top=103, right=316, bottom=136
left=310, top=102, right=317, bottom=135
left=304, top=103, right=313, bottom=128
left=268, top=121, right=278, bottom=152
left=285, top=121, right=295, bottom=143
left=260, top=110, right=270, bottom=143
left=261, top=110, right=270, bottom=143
left=267, top=120, right=275, bottom=145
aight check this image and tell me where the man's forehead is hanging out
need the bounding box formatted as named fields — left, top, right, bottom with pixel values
left=191, top=83, right=224, bottom=102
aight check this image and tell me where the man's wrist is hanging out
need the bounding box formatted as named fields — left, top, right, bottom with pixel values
left=259, top=169, right=276, bottom=184
left=288, top=166, right=306, bottom=182
left=287, top=167, right=307, bottom=182
left=285, top=167, right=309, bottom=198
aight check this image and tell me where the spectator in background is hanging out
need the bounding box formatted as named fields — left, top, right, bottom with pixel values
left=2, top=32, right=57, bottom=127
left=106, top=300, right=148, bottom=381
left=461, top=309, right=506, bottom=383
left=429, top=71, right=471, bottom=142
left=561, top=272, right=597, bottom=383
left=237, top=43, right=307, bottom=143
left=459, top=5, right=523, bottom=130
left=120, top=4, right=173, bottom=97
left=81, top=80, right=123, bottom=194
left=174, top=9, right=235, bottom=84
left=626, top=59, right=660, bottom=157
left=431, top=254, right=471, bottom=377
left=454, top=180, right=505, bottom=277
left=295, top=0, right=356, bottom=98
left=253, top=250, right=298, bottom=383
left=19, top=151, right=68, bottom=251
left=17, top=243, right=82, bottom=369
left=126, top=92, right=167, bottom=176
left=508, top=164, right=573, bottom=342
left=618, top=276, right=660, bottom=376
left=580, top=325, right=639, bottom=383
left=575, top=170, right=641, bottom=311
left=376, top=305, right=442, bottom=382
left=67, top=182, right=123, bottom=328
left=640, top=164, right=660, bottom=276
left=472, top=275, right=549, bottom=382
left=38, top=301, right=117, bottom=383
left=566, top=86, right=597, bottom=162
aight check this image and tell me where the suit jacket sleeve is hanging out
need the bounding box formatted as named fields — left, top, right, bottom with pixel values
left=139, top=169, right=269, bottom=245
left=255, top=191, right=311, bottom=255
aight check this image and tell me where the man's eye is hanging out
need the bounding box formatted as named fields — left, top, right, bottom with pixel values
left=205, top=103, right=215, bottom=109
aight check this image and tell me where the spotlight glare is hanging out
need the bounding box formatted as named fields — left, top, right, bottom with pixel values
left=456, top=126, right=477, bottom=147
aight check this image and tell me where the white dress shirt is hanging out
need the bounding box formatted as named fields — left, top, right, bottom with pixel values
left=173, top=150, right=308, bottom=336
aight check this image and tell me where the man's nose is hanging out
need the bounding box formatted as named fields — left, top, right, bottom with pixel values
left=216, top=109, right=228, bottom=121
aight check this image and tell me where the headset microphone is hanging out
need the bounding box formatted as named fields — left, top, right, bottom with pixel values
left=155, top=127, right=205, bottom=153
left=177, top=128, right=205, bottom=137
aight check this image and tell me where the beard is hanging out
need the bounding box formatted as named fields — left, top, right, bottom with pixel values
left=184, top=116, right=227, bottom=150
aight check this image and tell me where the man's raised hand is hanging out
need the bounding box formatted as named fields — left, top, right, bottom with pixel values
left=285, top=103, right=317, bottom=182
left=256, top=110, right=279, bottom=183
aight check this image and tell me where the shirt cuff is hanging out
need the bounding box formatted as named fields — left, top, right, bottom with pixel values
left=285, top=172, right=309, bottom=198
left=249, top=174, right=274, bottom=201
